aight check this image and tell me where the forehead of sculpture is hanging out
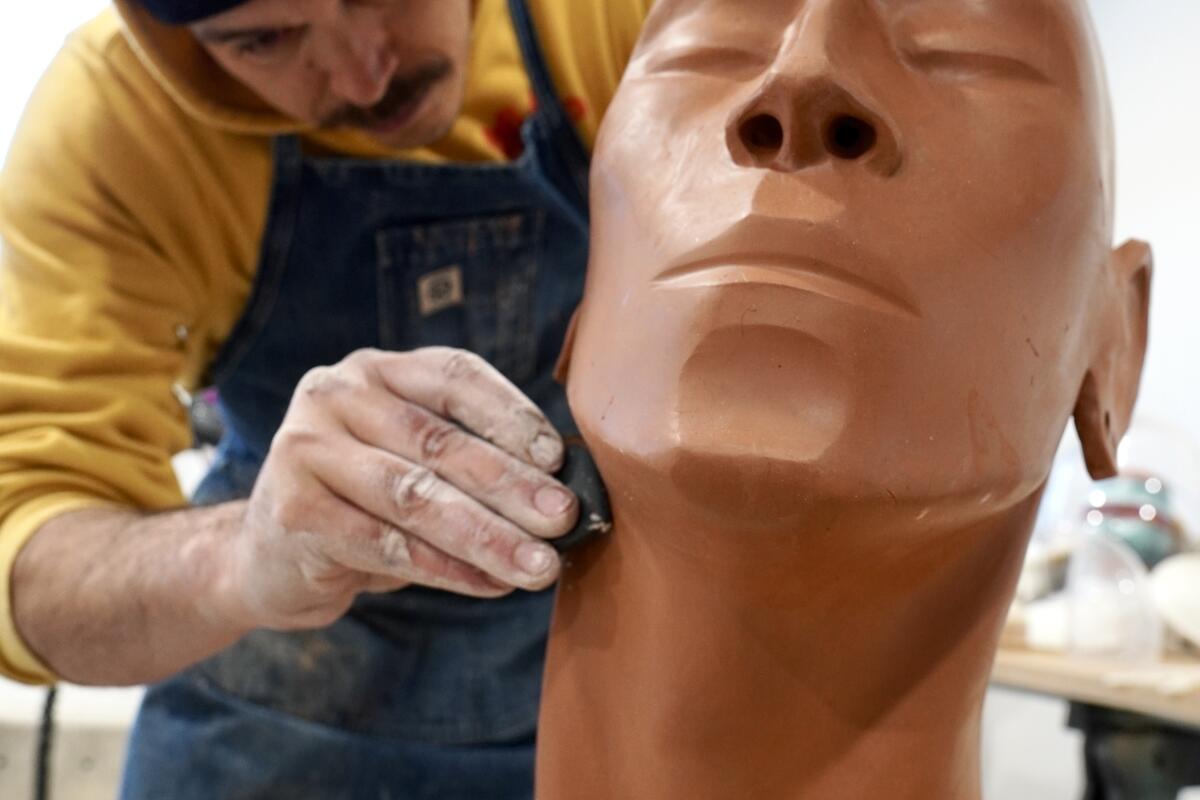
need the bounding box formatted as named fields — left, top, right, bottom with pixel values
left=636, top=0, right=1095, bottom=88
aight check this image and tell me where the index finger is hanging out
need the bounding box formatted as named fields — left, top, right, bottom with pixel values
left=369, top=348, right=564, bottom=472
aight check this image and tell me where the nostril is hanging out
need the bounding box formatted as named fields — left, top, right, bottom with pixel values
left=824, top=114, right=877, bottom=160
left=739, top=113, right=785, bottom=156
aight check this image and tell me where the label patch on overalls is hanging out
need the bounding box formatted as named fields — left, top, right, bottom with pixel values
left=417, top=266, right=465, bottom=316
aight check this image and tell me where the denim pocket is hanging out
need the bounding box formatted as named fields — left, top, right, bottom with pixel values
left=377, top=212, right=545, bottom=386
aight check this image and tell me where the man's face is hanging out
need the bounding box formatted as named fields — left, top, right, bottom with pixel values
left=193, top=0, right=472, bottom=148
left=569, top=0, right=1116, bottom=520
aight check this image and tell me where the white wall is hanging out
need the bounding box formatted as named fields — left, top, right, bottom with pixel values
left=0, top=1, right=109, bottom=156
left=1092, top=0, right=1200, bottom=444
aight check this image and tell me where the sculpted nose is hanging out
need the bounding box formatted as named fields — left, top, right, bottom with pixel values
left=728, top=79, right=896, bottom=173
left=725, top=0, right=901, bottom=175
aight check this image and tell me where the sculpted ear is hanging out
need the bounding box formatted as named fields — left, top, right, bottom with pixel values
left=1073, top=240, right=1153, bottom=479
left=554, top=307, right=583, bottom=385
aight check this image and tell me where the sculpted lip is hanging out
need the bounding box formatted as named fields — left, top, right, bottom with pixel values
left=653, top=216, right=921, bottom=320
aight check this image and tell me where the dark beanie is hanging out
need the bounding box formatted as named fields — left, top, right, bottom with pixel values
left=135, top=0, right=251, bottom=25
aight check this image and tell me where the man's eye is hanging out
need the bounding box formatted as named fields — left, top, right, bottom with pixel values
left=643, top=46, right=768, bottom=79
left=234, top=27, right=302, bottom=57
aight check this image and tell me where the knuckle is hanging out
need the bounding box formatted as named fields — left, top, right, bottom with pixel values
left=440, top=349, right=486, bottom=382
left=301, top=355, right=376, bottom=400
left=345, top=347, right=381, bottom=366
left=375, top=523, right=414, bottom=569
left=491, top=461, right=525, bottom=493
left=397, top=348, right=427, bottom=373
left=412, top=345, right=451, bottom=363
left=416, top=418, right=461, bottom=463
left=343, top=348, right=385, bottom=378
left=297, top=365, right=344, bottom=397
left=462, top=518, right=512, bottom=561
left=271, top=424, right=323, bottom=459
left=390, top=466, right=441, bottom=517
left=469, top=456, right=520, bottom=498
left=505, top=408, right=552, bottom=453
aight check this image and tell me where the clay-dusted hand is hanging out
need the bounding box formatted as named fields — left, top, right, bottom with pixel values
left=226, top=347, right=578, bottom=630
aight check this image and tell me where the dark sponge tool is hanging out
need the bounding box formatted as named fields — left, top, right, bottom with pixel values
left=551, top=439, right=613, bottom=553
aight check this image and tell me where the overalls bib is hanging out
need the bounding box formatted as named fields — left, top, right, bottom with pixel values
left=119, top=2, right=588, bottom=796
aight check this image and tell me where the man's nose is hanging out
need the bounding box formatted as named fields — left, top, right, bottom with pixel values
left=725, top=0, right=900, bottom=175
left=318, top=24, right=394, bottom=107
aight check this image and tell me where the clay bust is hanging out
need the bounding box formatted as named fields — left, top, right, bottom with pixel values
left=538, top=0, right=1151, bottom=798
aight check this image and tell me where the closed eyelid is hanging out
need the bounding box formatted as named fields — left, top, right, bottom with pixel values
left=642, top=45, right=770, bottom=77
left=902, top=48, right=1054, bottom=86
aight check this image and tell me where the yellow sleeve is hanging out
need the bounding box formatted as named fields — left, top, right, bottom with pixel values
left=0, top=12, right=269, bottom=684
left=531, top=0, right=653, bottom=149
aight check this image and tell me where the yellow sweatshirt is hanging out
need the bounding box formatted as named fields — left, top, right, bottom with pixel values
left=0, top=0, right=649, bottom=684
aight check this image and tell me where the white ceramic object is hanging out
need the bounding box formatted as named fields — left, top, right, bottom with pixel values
left=1151, top=553, right=1200, bottom=650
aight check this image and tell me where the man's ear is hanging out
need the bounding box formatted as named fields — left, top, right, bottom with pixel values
left=554, top=307, right=582, bottom=386
left=1074, top=239, right=1153, bottom=479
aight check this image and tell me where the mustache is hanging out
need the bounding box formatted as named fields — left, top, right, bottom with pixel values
left=320, top=59, right=453, bottom=130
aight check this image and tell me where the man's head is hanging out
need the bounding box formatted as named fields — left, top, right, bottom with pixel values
left=565, top=0, right=1151, bottom=526
left=141, top=0, right=473, bottom=148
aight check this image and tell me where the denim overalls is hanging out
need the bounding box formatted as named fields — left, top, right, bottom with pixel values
left=119, top=2, right=589, bottom=797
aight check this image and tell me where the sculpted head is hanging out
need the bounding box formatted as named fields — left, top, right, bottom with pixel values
left=563, top=0, right=1151, bottom=528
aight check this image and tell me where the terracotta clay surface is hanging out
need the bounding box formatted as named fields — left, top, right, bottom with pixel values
left=537, top=1, right=1152, bottom=798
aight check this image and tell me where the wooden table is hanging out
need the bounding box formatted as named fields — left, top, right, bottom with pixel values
left=992, top=645, right=1200, bottom=798
left=991, top=646, right=1200, bottom=729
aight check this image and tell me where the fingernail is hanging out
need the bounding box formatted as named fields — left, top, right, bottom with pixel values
left=529, top=432, right=563, bottom=471
left=515, top=542, right=557, bottom=577
left=535, top=485, right=574, bottom=518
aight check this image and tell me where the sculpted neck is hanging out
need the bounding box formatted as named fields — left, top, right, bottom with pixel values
left=538, top=451, right=1043, bottom=800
